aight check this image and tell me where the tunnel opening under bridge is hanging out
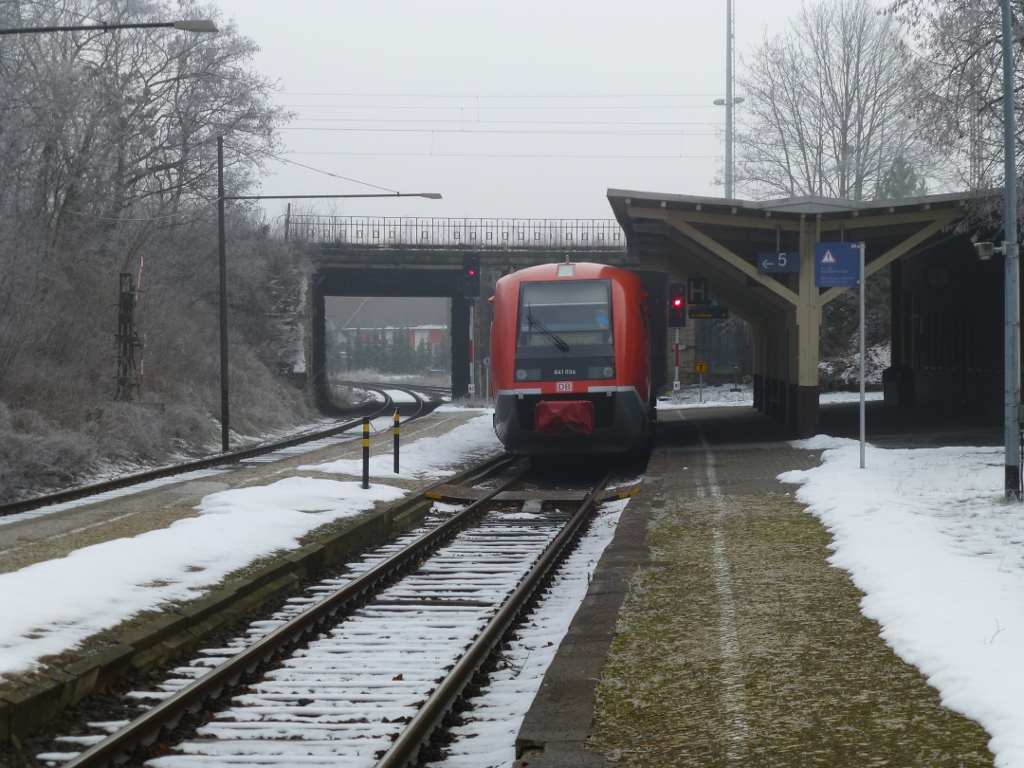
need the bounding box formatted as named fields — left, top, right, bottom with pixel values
left=310, top=266, right=475, bottom=413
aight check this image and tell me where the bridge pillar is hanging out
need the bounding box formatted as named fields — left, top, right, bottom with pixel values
left=451, top=296, right=471, bottom=399
left=310, top=277, right=335, bottom=414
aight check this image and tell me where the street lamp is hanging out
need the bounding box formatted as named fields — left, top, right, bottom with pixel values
left=0, top=19, right=217, bottom=34
left=215, top=136, right=443, bottom=452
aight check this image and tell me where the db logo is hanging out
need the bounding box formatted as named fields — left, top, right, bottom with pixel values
left=556, top=382, right=573, bottom=392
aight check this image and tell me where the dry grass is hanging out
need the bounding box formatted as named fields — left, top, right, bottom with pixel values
left=588, top=494, right=994, bottom=767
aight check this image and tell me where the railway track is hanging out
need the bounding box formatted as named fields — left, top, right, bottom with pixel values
left=0, top=383, right=445, bottom=519
left=41, top=460, right=636, bottom=768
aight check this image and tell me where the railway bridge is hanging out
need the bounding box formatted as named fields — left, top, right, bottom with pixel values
left=293, top=217, right=655, bottom=408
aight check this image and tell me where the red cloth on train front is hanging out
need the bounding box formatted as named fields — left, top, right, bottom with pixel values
left=534, top=400, right=595, bottom=435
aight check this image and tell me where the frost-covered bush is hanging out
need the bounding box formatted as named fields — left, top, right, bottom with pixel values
left=0, top=405, right=100, bottom=502
left=160, top=403, right=221, bottom=452
left=91, top=403, right=169, bottom=463
left=227, top=347, right=311, bottom=437
left=819, top=342, right=891, bottom=390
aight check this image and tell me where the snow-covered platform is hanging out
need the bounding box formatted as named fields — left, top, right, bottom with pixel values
left=516, top=400, right=1008, bottom=767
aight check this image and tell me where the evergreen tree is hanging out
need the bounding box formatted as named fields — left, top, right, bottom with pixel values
left=876, top=156, right=929, bottom=200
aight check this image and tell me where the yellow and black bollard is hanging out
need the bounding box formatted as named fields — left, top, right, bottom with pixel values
left=361, top=416, right=370, bottom=489
left=393, top=409, right=401, bottom=474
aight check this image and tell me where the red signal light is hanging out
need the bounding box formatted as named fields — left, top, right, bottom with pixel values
left=668, top=284, right=687, bottom=327
left=461, top=253, right=480, bottom=296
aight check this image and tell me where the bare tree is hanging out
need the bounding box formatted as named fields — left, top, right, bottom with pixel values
left=734, top=0, right=931, bottom=201
left=887, top=0, right=1013, bottom=200
left=0, top=0, right=310, bottom=498
left=5, top=2, right=284, bottom=220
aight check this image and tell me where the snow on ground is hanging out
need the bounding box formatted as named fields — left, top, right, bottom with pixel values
left=665, top=385, right=1023, bottom=765
left=0, top=480, right=406, bottom=678
left=5, top=390, right=1024, bottom=767
left=657, top=382, right=882, bottom=409
left=303, top=407, right=497, bottom=480
left=780, top=437, right=1024, bottom=767
left=0, top=407, right=500, bottom=679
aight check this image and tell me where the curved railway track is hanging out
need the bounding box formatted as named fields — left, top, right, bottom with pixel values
left=44, top=460, right=634, bottom=768
left=0, top=383, right=446, bottom=519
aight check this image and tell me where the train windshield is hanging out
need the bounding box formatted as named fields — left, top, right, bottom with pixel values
left=517, top=279, right=612, bottom=351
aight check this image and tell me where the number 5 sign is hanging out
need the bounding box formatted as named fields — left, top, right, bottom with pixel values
left=756, top=252, right=800, bottom=274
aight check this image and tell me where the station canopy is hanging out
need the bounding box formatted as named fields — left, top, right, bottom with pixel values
left=607, top=188, right=986, bottom=436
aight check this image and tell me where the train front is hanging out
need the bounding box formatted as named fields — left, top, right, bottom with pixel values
left=490, top=262, right=651, bottom=456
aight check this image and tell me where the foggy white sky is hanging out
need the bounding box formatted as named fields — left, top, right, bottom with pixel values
left=209, top=0, right=810, bottom=223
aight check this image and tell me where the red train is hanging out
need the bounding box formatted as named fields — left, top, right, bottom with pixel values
left=489, top=261, right=654, bottom=456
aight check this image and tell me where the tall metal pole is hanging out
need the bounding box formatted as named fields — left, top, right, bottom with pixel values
left=218, top=136, right=230, bottom=453
left=1002, top=0, right=1021, bottom=500
left=859, top=242, right=866, bottom=469
left=725, top=0, right=734, bottom=199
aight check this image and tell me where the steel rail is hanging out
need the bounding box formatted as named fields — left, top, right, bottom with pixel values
left=57, top=452, right=522, bottom=768
left=376, top=469, right=614, bottom=767
left=0, top=384, right=437, bottom=518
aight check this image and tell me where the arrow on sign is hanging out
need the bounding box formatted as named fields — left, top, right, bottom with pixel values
left=756, top=251, right=799, bottom=274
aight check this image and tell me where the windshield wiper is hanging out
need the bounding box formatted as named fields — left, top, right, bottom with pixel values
left=527, top=309, right=570, bottom=352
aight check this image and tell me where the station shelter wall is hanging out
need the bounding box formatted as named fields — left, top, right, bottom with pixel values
left=894, top=242, right=1006, bottom=419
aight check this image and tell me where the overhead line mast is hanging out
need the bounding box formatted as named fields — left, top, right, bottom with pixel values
left=726, top=0, right=735, bottom=199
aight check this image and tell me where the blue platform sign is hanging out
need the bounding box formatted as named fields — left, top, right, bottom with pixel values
left=815, top=242, right=861, bottom=287
left=756, top=252, right=800, bottom=274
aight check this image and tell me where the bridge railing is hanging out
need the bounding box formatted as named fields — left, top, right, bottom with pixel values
left=287, top=216, right=627, bottom=251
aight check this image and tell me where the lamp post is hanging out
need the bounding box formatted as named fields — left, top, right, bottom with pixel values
left=0, top=19, right=217, bottom=34
left=215, top=135, right=442, bottom=451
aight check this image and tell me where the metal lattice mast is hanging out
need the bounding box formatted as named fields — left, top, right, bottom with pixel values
left=115, top=273, right=137, bottom=401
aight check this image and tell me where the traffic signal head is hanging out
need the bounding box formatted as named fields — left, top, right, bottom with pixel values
left=461, top=253, right=480, bottom=296
left=668, top=283, right=687, bottom=327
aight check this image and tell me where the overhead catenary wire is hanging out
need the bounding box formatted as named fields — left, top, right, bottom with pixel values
left=281, top=127, right=715, bottom=136
left=277, top=157, right=399, bottom=193
left=270, top=91, right=731, bottom=162
left=278, top=91, right=726, bottom=97
left=287, top=117, right=720, bottom=125
left=280, top=153, right=712, bottom=160
left=280, top=103, right=736, bottom=111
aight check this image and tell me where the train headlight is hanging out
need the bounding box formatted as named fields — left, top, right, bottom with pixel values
left=588, top=365, right=615, bottom=379
left=603, top=366, right=614, bottom=378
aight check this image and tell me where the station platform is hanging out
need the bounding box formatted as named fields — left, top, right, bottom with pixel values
left=514, top=400, right=1000, bottom=767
